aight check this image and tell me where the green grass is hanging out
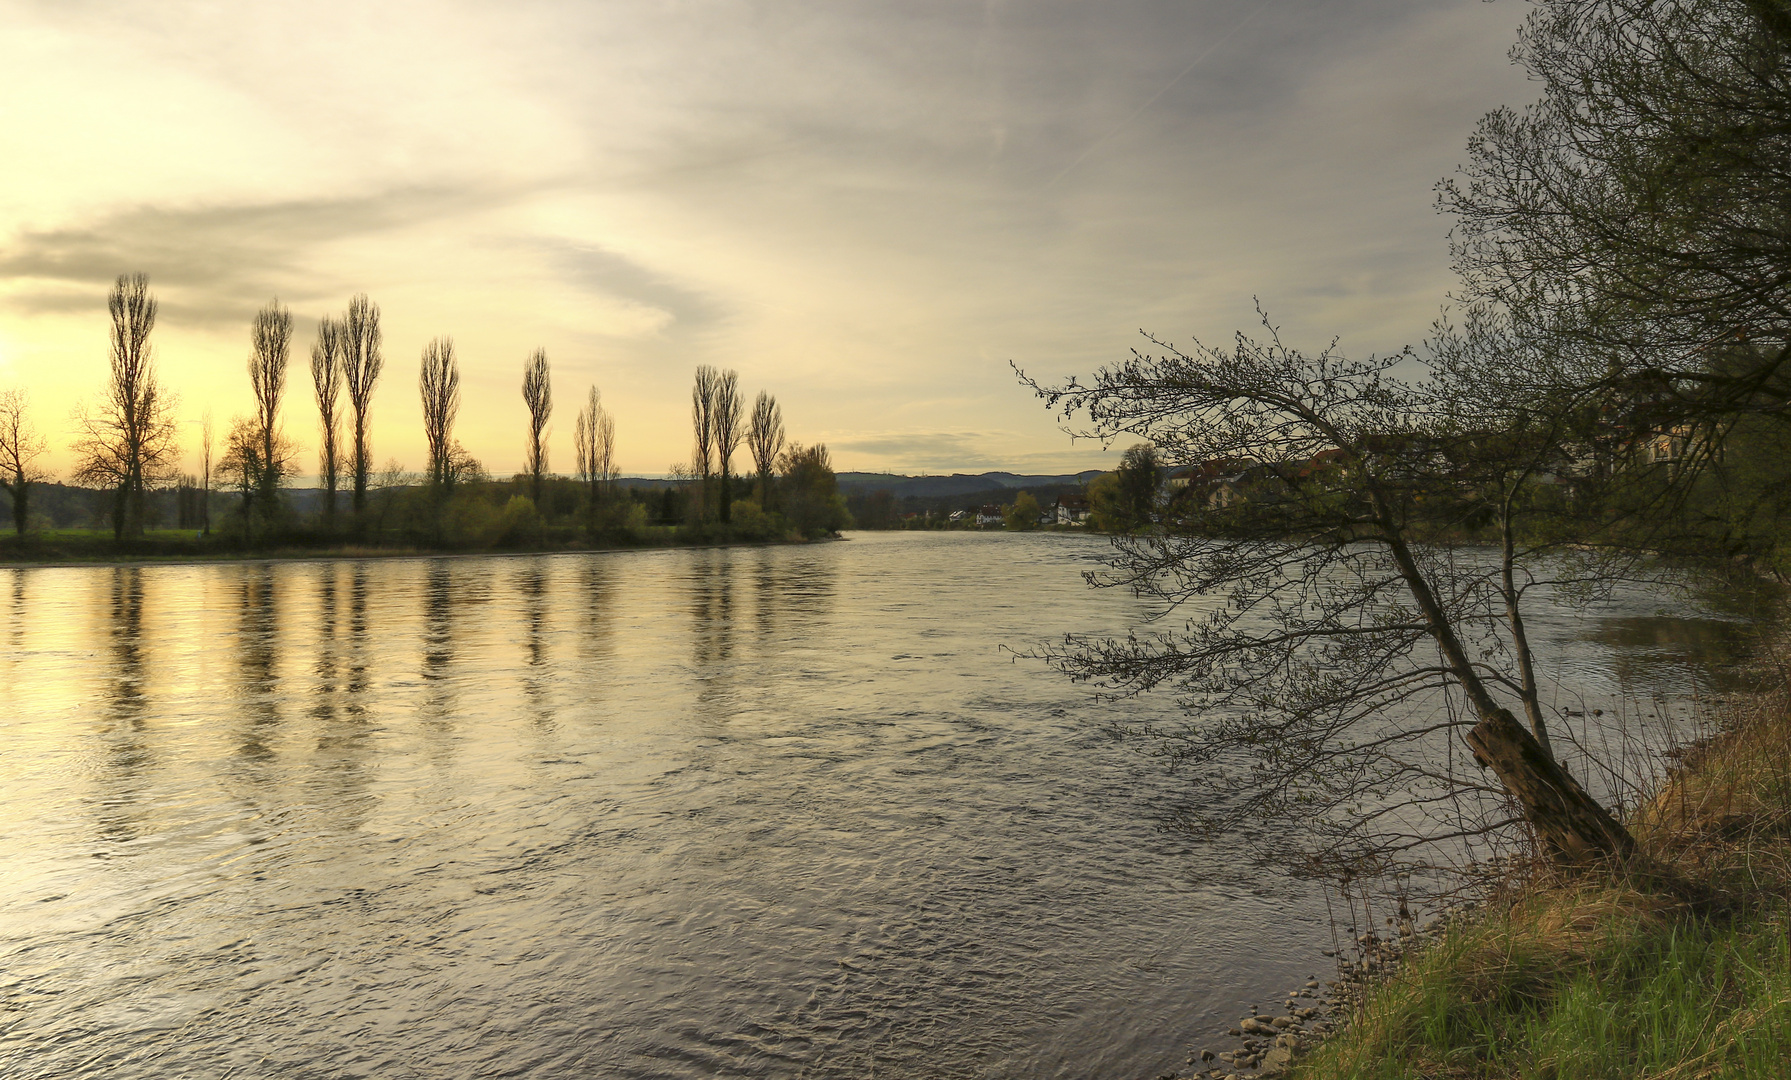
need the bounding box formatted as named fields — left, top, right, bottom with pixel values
left=1302, top=894, right=1791, bottom=1079
left=1298, top=691, right=1791, bottom=1080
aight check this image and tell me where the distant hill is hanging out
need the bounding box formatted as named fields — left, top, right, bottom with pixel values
left=833, top=471, right=1105, bottom=498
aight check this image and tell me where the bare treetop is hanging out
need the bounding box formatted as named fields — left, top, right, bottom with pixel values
left=342, top=293, right=383, bottom=513
left=420, top=337, right=461, bottom=489
left=523, top=348, right=551, bottom=503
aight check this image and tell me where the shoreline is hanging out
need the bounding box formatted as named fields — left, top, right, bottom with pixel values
left=0, top=533, right=846, bottom=572
left=1212, top=624, right=1791, bottom=1079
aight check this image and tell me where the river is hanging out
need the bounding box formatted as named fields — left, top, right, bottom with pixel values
left=0, top=532, right=1747, bottom=1078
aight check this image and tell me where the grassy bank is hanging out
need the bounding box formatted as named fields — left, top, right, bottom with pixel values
left=1294, top=674, right=1791, bottom=1079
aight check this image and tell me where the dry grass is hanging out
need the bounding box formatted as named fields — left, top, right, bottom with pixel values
left=1293, top=664, right=1791, bottom=1080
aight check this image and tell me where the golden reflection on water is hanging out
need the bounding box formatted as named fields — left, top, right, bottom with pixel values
left=0, top=537, right=1754, bottom=1080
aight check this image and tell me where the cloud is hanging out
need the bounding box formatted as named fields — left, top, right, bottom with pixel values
left=0, top=186, right=507, bottom=325
left=528, top=238, right=725, bottom=336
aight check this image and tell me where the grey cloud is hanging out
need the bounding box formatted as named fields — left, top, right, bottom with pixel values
left=530, top=239, right=725, bottom=335
left=0, top=186, right=506, bottom=326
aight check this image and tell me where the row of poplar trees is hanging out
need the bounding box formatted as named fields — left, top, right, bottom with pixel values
left=0, top=274, right=631, bottom=540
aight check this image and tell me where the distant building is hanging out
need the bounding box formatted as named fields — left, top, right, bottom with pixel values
left=1054, top=493, right=1090, bottom=526
left=976, top=504, right=1003, bottom=527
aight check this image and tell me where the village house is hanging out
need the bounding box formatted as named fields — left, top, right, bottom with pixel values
left=1054, top=493, right=1090, bottom=526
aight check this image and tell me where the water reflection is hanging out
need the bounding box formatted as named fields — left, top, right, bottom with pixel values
left=235, top=564, right=280, bottom=763
left=1590, top=614, right=1762, bottom=694
left=313, top=563, right=375, bottom=835
left=0, top=535, right=1751, bottom=1080
left=6, top=569, right=23, bottom=649
left=691, top=549, right=736, bottom=670
left=345, top=561, right=372, bottom=716
left=518, top=561, right=553, bottom=724
left=97, top=567, right=149, bottom=847
left=578, top=559, right=616, bottom=666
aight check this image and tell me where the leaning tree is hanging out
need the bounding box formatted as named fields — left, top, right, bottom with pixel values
left=1020, top=314, right=1645, bottom=874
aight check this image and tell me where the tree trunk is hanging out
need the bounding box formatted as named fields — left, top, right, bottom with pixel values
left=1465, top=706, right=1636, bottom=864
left=1376, top=504, right=1637, bottom=865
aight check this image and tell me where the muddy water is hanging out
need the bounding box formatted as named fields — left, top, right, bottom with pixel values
left=0, top=533, right=1744, bottom=1078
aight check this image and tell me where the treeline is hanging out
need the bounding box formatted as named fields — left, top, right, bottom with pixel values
left=0, top=275, right=850, bottom=552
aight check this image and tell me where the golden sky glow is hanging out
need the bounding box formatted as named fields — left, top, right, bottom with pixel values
left=0, top=0, right=1532, bottom=479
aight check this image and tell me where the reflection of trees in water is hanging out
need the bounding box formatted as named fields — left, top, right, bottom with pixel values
left=518, top=560, right=554, bottom=726
left=1590, top=616, right=1762, bottom=695
left=5, top=570, right=22, bottom=649
left=234, top=564, right=280, bottom=763
left=577, top=559, right=616, bottom=666
left=345, top=562, right=371, bottom=714
left=312, top=563, right=374, bottom=833
left=690, top=550, right=736, bottom=670
left=310, top=565, right=340, bottom=722
left=419, top=560, right=459, bottom=742
left=97, top=567, right=150, bottom=845
left=748, top=548, right=836, bottom=646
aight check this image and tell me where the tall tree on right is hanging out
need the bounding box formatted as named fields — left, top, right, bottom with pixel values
left=1019, top=315, right=1640, bottom=871
left=340, top=294, right=383, bottom=517
left=72, top=274, right=180, bottom=540
left=1443, top=0, right=1791, bottom=423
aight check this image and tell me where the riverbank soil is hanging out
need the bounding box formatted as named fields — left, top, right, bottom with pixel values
left=1289, top=674, right=1791, bottom=1079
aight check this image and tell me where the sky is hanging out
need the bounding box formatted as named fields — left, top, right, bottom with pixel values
left=0, top=0, right=1537, bottom=480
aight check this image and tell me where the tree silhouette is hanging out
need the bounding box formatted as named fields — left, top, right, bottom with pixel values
left=522, top=348, right=551, bottom=505
left=72, top=274, right=179, bottom=540
left=311, top=318, right=344, bottom=532
left=0, top=389, right=49, bottom=535
left=248, top=299, right=294, bottom=524
left=341, top=294, right=383, bottom=517
left=691, top=366, right=718, bottom=520
left=420, top=338, right=461, bottom=490
left=712, top=368, right=743, bottom=524
left=747, top=391, right=785, bottom=509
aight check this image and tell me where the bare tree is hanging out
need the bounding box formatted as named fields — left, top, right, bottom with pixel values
left=1442, top=0, right=1791, bottom=432
left=341, top=294, right=383, bottom=516
left=420, top=338, right=461, bottom=490
left=691, top=365, right=718, bottom=520
left=200, top=409, right=214, bottom=536
left=711, top=369, right=743, bottom=524
left=249, top=299, right=294, bottom=521
left=747, top=391, right=785, bottom=509
left=311, top=317, right=344, bottom=532
left=522, top=348, right=552, bottom=505
left=573, top=384, right=615, bottom=522
left=1019, top=314, right=1639, bottom=871
left=0, top=389, right=49, bottom=536
left=598, top=399, right=615, bottom=495
left=218, top=416, right=264, bottom=527
left=72, top=274, right=180, bottom=540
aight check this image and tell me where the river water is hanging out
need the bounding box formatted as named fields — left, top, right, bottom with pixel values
left=0, top=532, right=1748, bottom=1079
